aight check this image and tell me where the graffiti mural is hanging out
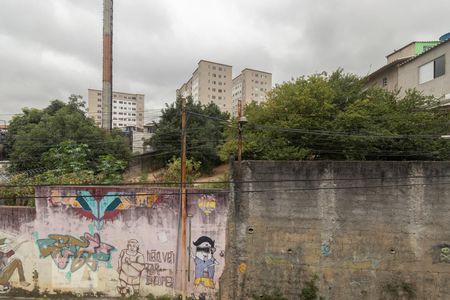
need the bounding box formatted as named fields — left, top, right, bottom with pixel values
left=36, top=233, right=115, bottom=273
left=191, top=236, right=219, bottom=299
left=146, top=249, right=175, bottom=288
left=117, top=239, right=146, bottom=297
left=136, top=193, right=162, bottom=208
left=49, top=190, right=131, bottom=230
left=433, top=244, right=450, bottom=264
left=0, top=237, right=30, bottom=294
left=198, top=195, right=217, bottom=216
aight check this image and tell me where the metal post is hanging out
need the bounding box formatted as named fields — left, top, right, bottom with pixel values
left=237, top=99, right=243, bottom=164
left=102, top=0, right=113, bottom=131
left=180, top=97, right=187, bottom=299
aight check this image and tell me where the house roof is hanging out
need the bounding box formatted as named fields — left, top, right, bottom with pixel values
left=366, top=56, right=413, bottom=81
left=399, top=38, right=450, bottom=66
left=198, top=60, right=232, bottom=68
left=386, top=41, right=440, bottom=58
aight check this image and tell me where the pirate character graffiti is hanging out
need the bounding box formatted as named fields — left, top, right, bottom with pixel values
left=192, top=236, right=219, bottom=289
left=0, top=238, right=30, bottom=294
left=117, top=239, right=146, bottom=297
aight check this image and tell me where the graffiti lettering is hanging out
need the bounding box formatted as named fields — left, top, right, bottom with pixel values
left=146, top=274, right=174, bottom=287
left=147, top=250, right=175, bottom=264
left=36, top=233, right=115, bottom=273
left=145, top=250, right=175, bottom=288
left=136, top=193, right=162, bottom=208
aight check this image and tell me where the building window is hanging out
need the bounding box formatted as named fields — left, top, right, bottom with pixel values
left=435, top=55, right=445, bottom=78
left=419, top=55, right=445, bottom=84
left=213, top=74, right=216, bottom=77
left=382, top=77, right=388, bottom=86
left=212, top=66, right=216, bottom=70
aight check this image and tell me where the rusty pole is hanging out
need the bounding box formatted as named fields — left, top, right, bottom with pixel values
left=102, top=0, right=113, bottom=131
left=180, top=97, right=187, bottom=299
left=237, top=99, right=243, bottom=164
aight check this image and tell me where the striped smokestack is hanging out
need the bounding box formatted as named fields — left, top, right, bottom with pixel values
left=102, top=0, right=113, bottom=131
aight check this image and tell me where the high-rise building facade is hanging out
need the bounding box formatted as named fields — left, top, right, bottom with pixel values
left=177, top=60, right=233, bottom=113
left=231, top=68, right=272, bottom=116
left=87, top=89, right=145, bottom=129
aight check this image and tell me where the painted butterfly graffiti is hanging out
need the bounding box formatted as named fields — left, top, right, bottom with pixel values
left=74, top=191, right=130, bottom=230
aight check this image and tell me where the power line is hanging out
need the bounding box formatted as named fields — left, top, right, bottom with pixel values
left=2, top=180, right=450, bottom=201
left=1, top=173, right=450, bottom=188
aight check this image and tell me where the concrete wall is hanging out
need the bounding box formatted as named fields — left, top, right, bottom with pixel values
left=0, top=186, right=229, bottom=298
left=222, top=161, right=450, bottom=300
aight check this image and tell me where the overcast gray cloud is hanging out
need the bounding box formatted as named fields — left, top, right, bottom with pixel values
left=1, top=0, right=449, bottom=122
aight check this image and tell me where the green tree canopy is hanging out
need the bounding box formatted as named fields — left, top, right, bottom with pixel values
left=220, top=70, right=450, bottom=161
left=6, top=95, right=131, bottom=172
left=146, top=96, right=229, bottom=172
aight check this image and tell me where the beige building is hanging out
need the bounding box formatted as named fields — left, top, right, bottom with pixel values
left=87, top=89, right=145, bottom=129
left=366, top=37, right=449, bottom=105
left=231, top=68, right=272, bottom=117
left=177, top=60, right=233, bottom=113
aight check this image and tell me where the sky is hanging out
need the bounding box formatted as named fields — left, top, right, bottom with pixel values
left=0, top=0, right=449, bottom=123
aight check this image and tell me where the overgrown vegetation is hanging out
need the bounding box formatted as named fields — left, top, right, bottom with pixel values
left=220, top=70, right=450, bottom=161
left=6, top=95, right=130, bottom=172
left=146, top=96, right=229, bottom=173
left=300, top=275, right=320, bottom=300
left=157, top=157, right=202, bottom=187
left=383, top=280, right=416, bottom=299
left=252, top=291, right=288, bottom=300
left=1, top=96, right=130, bottom=204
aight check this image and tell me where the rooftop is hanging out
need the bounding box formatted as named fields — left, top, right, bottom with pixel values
left=198, top=59, right=232, bottom=68
left=386, top=41, right=440, bottom=58
left=399, top=38, right=450, bottom=66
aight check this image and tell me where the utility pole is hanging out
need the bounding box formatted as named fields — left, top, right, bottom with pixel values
left=102, top=0, right=113, bottom=131
left=237, top=99, right=243, bottom=164
left=180, top=97, right=187, bottom=299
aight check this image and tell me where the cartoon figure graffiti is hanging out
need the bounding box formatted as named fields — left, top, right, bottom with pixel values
left=192, top=236, right=219, bottom=290
left=117, top=239, right=146, bottom=297
left=0, top=238, right=30, bottom=294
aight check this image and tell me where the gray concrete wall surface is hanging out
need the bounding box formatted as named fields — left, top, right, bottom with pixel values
left=221, top=161, right=450, bottom=300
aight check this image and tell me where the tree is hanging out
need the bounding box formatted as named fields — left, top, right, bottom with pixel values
left=146, top=96, right=229, bottom=172
left=6, top=95, right=131, bottom=172
left=159, top=157, right=201, bottom=186
left=219, top=70, right=450, bottom=161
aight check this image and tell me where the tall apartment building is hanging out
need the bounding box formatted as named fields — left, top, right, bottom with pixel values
left=231, top=68, right=272, bottom=116
left=87, top=89, right=145, bottom=129
left=176, top=60, right=233, bottom=113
